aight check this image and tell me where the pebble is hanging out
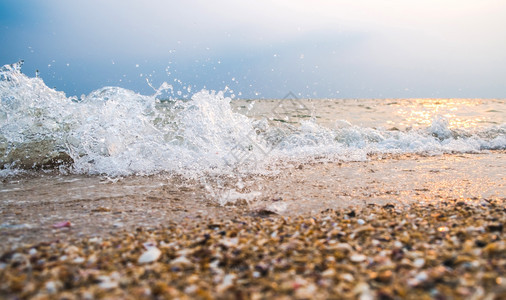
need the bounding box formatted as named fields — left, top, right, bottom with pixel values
left=216, top=274, right=236, bottom=293
left=137, top=246, right=161, bottom=264
left=354, top=282, right=374, bottom=300
left=350, top=253, right=367, bottom=262
left=341, top=273, right=355, bottom=282
left=413, top=257, right=425, bottom=268
left=69, top=256, right=83, bottom=264
left=45, top=281, right=57, bottom=294
left=322, top=268, right=336, bottom=278
left=184, top=284, right=198, bottom=294
left=97, top=275, right=119, bottom=289
left=170, top=255, right=192, bottom=267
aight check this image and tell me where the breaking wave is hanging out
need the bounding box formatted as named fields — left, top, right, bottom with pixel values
left=1, top=61, right=504, bottom=177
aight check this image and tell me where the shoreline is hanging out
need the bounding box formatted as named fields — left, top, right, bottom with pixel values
left=1, top=151, right=504, bottom=253
left=0, top=151, right=505, bottom=298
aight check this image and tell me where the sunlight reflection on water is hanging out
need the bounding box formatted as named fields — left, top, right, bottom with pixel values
left=234, top=98, right=505, bottom=130
left=393, top=99, right=498, bottom=129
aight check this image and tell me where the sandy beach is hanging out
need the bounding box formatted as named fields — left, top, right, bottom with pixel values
left=2, top=0, right=506, bottom=297
left=1, top=152, right=505, bottom=298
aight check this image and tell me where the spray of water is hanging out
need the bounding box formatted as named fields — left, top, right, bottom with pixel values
left=1, top=61, right=504, bottom=179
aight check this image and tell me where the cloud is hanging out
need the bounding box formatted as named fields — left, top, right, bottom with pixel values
left=1, top=0, right=506, bottom=98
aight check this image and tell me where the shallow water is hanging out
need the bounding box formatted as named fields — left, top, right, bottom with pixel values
left=233, top=98, right=505, bottom=130
left=1, top=152, right=504, bottom=252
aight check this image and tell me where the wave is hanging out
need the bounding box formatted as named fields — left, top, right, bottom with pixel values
left=1, top=61, right=504, bottom=177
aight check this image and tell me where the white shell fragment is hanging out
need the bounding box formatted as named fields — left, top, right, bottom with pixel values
left=170, top=256, right=192, bottom=267
left=350, top=253, right=367, bottom=262
left=138, top=246, right=161, bottom=264
left=97, top=275, right=119, bottom=289
left=413, top=258, right=425, bottom=268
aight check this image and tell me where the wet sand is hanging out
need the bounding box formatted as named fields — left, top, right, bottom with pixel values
left=1, top=152, right=504, bottom=253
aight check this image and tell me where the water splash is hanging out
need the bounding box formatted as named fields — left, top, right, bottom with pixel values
left=0, top=62, right=504, bottom=177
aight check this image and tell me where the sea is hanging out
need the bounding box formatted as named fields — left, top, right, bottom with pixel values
left=1, top=61, right=505, bottom=210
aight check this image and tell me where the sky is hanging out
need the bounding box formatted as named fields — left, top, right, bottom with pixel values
left=1, top=0, right=506, bottom=99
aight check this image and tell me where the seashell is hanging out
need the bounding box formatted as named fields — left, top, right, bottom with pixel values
left=322, top=268, right=336, bottom=278
left=216, top=274, right=236, bottom=293
left=45, top=281, right=59, bottom=294
left=437, top=226, right=449, bottom=233
left=138, top=246, right=161, bottom=264
left=73, top=256, right=85, bottom=264
left=354, top=225, right=375, bottom=233
left=52, top=220, right=71, bottom=228
left=353, top=282, right=373, bottom=300
left=413, top=258, right=425, bottom=268
left=170, top=256, right=192, bottom=267
left=332, top=243, right=353, bottom=253
left=341, top=273, right=354, bottom=282
left=97, top=275, right=119, bottom=289
left=295, top=283, right=317, bottom=299
left=350, top=253, right=367, bottom=262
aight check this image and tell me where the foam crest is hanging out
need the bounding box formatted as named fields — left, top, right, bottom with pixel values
left=1, top=62, right=504, bottom=177
left=1, top=61, right=75, bottom=169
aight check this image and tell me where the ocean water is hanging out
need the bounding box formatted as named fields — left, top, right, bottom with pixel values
left=1, top=61, right=504, bottom=180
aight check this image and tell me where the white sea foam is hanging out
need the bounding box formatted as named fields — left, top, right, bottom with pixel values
left=0, top=61, right=504, bottom=177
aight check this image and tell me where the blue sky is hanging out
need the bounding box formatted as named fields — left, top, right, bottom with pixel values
left=1, top=0, right=506, bottom=99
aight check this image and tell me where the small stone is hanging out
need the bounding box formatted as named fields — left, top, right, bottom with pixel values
left=92, top=206, right=111, bottom=212
left=65, top=245, right=80, bottom=255
left=483, top=242, right=505, bottom=257
left=219, top=237, right=238, bottom=248
left=138, top=246, right=161, bottom=264
left=322, top=268, right=336, bottom=278
left=45, top=281, right=58, bottom=294
left=295, top=283, right=317, bottom=299
left=89, top=237, right=102, bottom=244
left=216, top=274, right=236, bottom=293
left=394, top=241, right=403, bottom=248
left=341, top=273, right=354, bottom=282
left=170, top=256, right=192, bottom=267
left=407, top=271, right=428, bottom=287
left=97, top=275, right=119, bottom=289
left=353, top=282, right=374, bottom=300
left=438, top=226, right=449, bottom=233
left=184, top=284, right=198, bottom=294
left=350, top=253, right=367, bottom=263
left=413, top=258, right=425, bottom=268
left=52, top=220, right=71, bottom=229
left=378, top=270, right=393, bottom=283
left=354, top=225, right=375, bottom=233
left=333, top=243, right=353, bottom=253
left=73, top=256, right=85, bottom=264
